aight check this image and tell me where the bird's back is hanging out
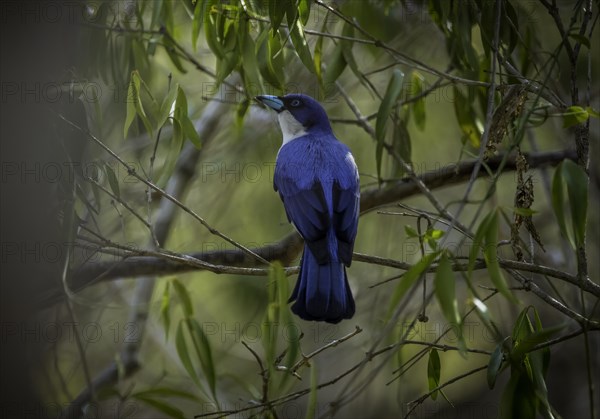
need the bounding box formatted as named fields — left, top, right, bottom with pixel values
left=275, top=133, right=357, bottom=192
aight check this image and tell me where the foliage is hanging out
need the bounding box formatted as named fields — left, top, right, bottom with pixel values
left=49, top=1, right=599, bottom=418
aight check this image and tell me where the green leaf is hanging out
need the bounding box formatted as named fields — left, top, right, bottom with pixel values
left=507, top=307, right=560, bottom=419
left=235, top=98, right=250, bottom=130
left=124, top=74, right=137, bottom=138
left=298, top=0, right=311, bottom=25
left=175, top=321, right=200, bottom=386
left=150, top=0, right=164, bottom=30
left=163, top=35, right=187, bottom=74
left=427, top=229, right=444, bottom=240
left=323, top=42, right=347, bottom=87
left=268, top=262, right=300, bottom=373
left=132, top=395, right=185, bottom=419
left=284, top=0, right=298, bottom=28
left=88, top=176, right=102, bottom=211
left=568, top=33, right=590, bottom=48
left=175, top=85, right=188, bottom=116
left=487, top=342, right=505, bottom=389
left=157, top=117, right=184, bottom=186
left=172, top=278, right=194, bottom=317
left=305, top=359, right=318, bottom=419
left=453, top=87, right=481, bottom=148
left=173, top=86, right=201, bottom=148
left=562, top=105, right=589, bottom=128
left=586, top=106, right=600, bottom=118
left=269, top=0, right=287, bottom=32
left=192, top=0, right=206, bottom=51
left=262, top=302, right=279, bottom=367
left=561, top=159, right=588, bottom=248
left=313, top=17, right=329, bottom=89
left=404, top=225, right=419, bottom=238
left=160, top=281, right=171, bottom=339
left=484, top=210, right=517, bottom=303
left=551, top=165, right=571, bottom=247
left=240, top=30, right=264, bottom=95
left=216, top=50, right=239, bottom=84
left=182, top=115, right=201, bottom=148
left=552, top=160, right=588, bottom=248
left=131, top=38, right=150, bottom=75
left=204, top=1, right=224, bottom=59
left=501, top=370, right=537, bottom=419
left=340, top=22, right=369, bottom=91
left=427, top=348, right=441, bottom=400
left=410, top=71, right=426, bottom=131
left=189, top=318, right=217, bottom=398
left=103, top=163, right=120, bottom=199
left=289, top=19, right=315, bottom=73
left=468, top=210, right=495, bottom=277
left=376, top=69, right=404, bottom=180
left=125, top=71, right=154, bottom=138
left=511, top=207, right=538, bottom=216
left=434, top=253, right=461, bottom=326
left=257, top=29, right=284, bottom=91
left=387, top=251, right=439, bottom=320
left=158, top=84, right=178, bottom=128
left=391, top=118, right=412, bottom=178
left=512, top=325, right=564, bottom=361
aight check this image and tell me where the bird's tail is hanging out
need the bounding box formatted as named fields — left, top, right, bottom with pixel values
left=289, top=246, right=355, bottom=323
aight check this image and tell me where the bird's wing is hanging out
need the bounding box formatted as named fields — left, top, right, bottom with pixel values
left=332, top=175, right=359, bottom=266
left=332, top=154, right=360, bottom=266
left=274, top=172, right=331, bottom=264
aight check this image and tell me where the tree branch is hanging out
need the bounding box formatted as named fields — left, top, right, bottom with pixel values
left=64, top=149, right=577, bottom=293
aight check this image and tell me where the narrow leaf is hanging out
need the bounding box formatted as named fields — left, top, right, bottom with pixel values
left=411, top=72, right=426, bottom=130
left=561, top=159, right=588, bottom=247
left=427, top=348, right=441, bottom=400
left=468, top=211, right=495, bottom=277
left=124, top=73, right=137, bottom=138
left=157, top=117, right=184, bottom=186
left=289, top=19, right=315, bottom=73
left=305, top=361, right=318, bottom=419
left=298, top=0, right=311, bottom=25
left=175, top=321, right=200, bottom=386
left=387, top=251, right=438, bottom=320
left=551, top=164, right=572, bottom=248
left=484, top=210, right=517, bottom=302
left=172, top=278, right=194, bottom=317
left=323, top=42, right=347, bottom=87
left=189, top=318, right=217, bottom=398
left=376, top=69, right=405, bottom=180
left=192, top=0, right=205, bottom=51
left=434, top=253, right=461, bottom=326
left=453, top=87, right=481, bottom=148
left=487, top=342, right=504, bottom=389
left=158, top=84, right=178, bottom=128
left=160, top=281, right=171, bottom=339
left=104, top=163, right=120, bottom=199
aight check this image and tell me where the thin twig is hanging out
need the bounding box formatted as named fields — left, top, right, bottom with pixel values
left=289, top=326, right=363, bottom=375
left=55, top=113, right=269, bottom=266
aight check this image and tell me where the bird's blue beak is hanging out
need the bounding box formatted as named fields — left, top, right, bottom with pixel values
left=255, top=95, right=285, bottom=112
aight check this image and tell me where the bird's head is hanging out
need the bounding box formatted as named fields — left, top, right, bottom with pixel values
left=255, top=94, right=332, bottom=143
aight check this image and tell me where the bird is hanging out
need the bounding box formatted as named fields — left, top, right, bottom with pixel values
left=255, top=94, right=359, bottom=323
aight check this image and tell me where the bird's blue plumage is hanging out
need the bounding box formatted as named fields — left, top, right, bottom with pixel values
left=257, top=94, right=359, bottom=323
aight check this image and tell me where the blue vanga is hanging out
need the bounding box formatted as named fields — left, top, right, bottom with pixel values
left=255, top=94, right=360, bottom=323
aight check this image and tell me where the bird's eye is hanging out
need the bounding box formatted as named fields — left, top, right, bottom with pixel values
left=290, top=99, right=301, bottom=107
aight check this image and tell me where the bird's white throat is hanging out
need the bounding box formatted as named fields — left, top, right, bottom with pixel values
left=278, top=110, right=308, bottom=145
